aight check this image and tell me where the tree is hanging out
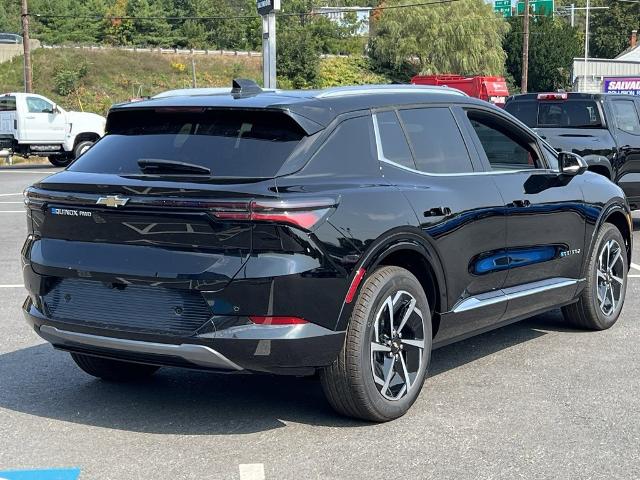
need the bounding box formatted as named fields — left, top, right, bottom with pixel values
left=369, top=0, right=509, bottom=79
left=503, top=16, right=582, bottom=92
left=277, top=26, right=320, bottom=88
left=590, top=0, right=639, bottom=59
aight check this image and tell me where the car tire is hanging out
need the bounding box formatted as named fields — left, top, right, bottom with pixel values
left=320, top=266, right=432, bottom=422
left=70, top=353, right=159, bottom=382
left=562, top=223, right=628, bottom=330
left=73, top=140, right=95, bottom=159
left=48, top=155, right=73, bottom=167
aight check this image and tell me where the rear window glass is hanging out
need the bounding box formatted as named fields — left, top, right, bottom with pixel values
left=506, top=99, right=602, bottom=128
left=69, top=109, right=306, bottom=178
left=0, top=96, right=16, bottom=111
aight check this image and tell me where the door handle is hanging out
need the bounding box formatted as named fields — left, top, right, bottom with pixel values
left=424, top=207, right=451, bottom=217
left=511, top=199, right=531, bottom=208
left=25, top=116, right=36, bottom=119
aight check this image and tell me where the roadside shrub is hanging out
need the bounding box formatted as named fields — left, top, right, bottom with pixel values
left=53, top=62, right=88, bottom=96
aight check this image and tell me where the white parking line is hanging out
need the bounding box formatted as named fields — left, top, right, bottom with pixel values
left=0, top=201, right=23, bottom=204
left=0, top=285, right=24, bottom=288
left=0, top=211, right=24, bottom=213
left=630, top=262, right=640, bottom=272
left=0, top=170, right=57, bottom=174
left=239, top=464, right=265, bottom=480
left=0, top=193, right=22, bottom=197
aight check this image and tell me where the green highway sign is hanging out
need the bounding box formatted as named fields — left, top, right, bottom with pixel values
left=516, top=0, right=554, bottom=16
left=494, top=0, right=512, bottom=17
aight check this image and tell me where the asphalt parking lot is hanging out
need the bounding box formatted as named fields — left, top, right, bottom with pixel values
left=0, top=168, right=639, bottom=480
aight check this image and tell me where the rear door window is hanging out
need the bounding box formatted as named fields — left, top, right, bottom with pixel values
left=611, top=100, right=640, bottom=135
left=397, top=107, right=474, bottom=174
left=69, top=109, right=307, bottom=178
left=375, top=110, right=415, bottom=169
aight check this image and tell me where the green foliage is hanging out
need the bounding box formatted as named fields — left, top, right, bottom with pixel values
left=277, top=27, right=320, bottom=88
left=318, top=57, right=389, bottom=87
left=590, top=0, right=639, bottom=59
left=54, top=61, right=89, bottom=96
left=503, top=16, right=582, bottom=92
left=369, top=0, right=509, bottom=80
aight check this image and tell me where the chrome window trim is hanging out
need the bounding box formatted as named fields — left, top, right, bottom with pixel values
left=372, top=112, right=557, bottom=177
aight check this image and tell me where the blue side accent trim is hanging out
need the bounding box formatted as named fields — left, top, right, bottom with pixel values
left=474, top=246, right=557, bottom=275
left=0, top=469, right=80, bottom=480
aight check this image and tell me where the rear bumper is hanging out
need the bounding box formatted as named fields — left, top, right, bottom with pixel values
left=23, top=297, right=345, bottom=375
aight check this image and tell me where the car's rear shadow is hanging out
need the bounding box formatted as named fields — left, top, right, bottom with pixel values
left=0, top=310, right=572, bottom=434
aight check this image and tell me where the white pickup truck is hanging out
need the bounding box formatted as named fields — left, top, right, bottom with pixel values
left=0, top=92, right=105, bottom=167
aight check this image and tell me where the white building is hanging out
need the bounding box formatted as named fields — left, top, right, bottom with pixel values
left=572, top=30, right=640, bottom=93
left=313, top=7, right=372, bottom=36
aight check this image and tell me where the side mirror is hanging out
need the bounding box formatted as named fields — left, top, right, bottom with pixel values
left=558, top=151, right=588, bottom=176
left=53, top=105, right=61, bottom=114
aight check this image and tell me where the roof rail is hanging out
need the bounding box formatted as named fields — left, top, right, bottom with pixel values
left=315, top=84, right=467, bottom=99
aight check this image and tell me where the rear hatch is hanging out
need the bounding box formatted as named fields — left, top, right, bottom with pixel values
left=504, top=94, right=616, bottom=155
left=25, top=106, right=316, bottom=335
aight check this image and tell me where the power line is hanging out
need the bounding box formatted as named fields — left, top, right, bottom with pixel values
left=31, top=0, right=462, bottom=21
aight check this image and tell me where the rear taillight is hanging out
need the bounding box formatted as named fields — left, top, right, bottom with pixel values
left=249, top=316, right=308, bottom=325
left=212, top=197, right=338, bottom=230
left=537, top=93, right=568, bottom=101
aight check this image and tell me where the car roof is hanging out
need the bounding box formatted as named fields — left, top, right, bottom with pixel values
left=506, top=92, right=640, bottom=102
left=110, top=84, right=476, bottom=129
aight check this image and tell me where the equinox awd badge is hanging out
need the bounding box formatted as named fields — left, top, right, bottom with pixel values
left=96, top=195, right=130, bottom=208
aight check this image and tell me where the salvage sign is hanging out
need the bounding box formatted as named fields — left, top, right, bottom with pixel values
left=604, top=77, right=640, bottom=96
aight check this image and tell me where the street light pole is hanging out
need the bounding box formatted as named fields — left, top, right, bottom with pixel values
left=258, top=0, right=280, bottom=89
left=521, top=0, right=530, bottom=93
left=582, top=0, right=590, bottom=91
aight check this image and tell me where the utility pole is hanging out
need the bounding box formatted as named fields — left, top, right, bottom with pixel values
left=521, top=0, right=530, bottom=93
left=21, top=0, right=32, bottom=93
left=191, top=56, right=197, bottom=88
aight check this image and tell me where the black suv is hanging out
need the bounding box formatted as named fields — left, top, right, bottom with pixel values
left=505, top=92, right=640, bottom=209
left=22, top=82, right=632, bottom=421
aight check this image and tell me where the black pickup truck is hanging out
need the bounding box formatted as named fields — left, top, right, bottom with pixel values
left=505, top=92, right=640, bottom=209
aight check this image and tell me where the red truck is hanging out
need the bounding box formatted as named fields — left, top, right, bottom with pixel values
left=411, top=74, right=509, bottom=107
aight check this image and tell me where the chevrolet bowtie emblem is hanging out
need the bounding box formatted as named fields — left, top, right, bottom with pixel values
left=96, top=195, right=130, bottom=208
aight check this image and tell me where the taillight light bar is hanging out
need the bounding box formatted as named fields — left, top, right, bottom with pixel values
left=537, top=93, right=568, bottom=101
left=212, top=197, right=339, bottom=230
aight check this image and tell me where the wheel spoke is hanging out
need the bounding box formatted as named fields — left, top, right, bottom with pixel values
left=381, top=357, right=396, bottom=395
left=399, top=353, right=412, bottom=391
left=371, top=342, right=391, bottom=353
left=611, top=274, right=624, bottom=286
left=384, top=296, right=395, bottom=336
left=608, top=284, right=616, bottom=312
left=597, top=269, right=607, bottom=281
left=396, top=297, right=417, bottom=334
left=401, top=338, right=425, bottom=349
left=610, top=249, right=622, bottom=272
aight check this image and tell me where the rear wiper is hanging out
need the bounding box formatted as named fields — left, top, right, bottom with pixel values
left=137, top=159, right=211, bottom=175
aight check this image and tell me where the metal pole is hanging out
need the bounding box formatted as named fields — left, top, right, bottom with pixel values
left=21, top=0, right=32, bottom=93
left=267, top=12, right=276, bottom=89
left=570, top=3, right=575, bottom=27
left=583, top=0, right=590, bottom=92
left=191, top=55, right=197, bottom=88
left=521, top=0, right=530, bottom=93
left=262, top=15, right=269, bottom=88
